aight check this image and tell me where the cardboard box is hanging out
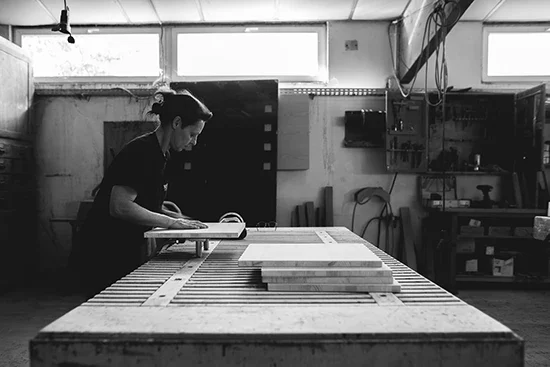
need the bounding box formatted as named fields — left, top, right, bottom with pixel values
left=424, top=199, right=471, bottom=209
left=489, top=226, right=511, bottom=236
left=465, top=259, right=478, bottom=272
left=492, top=257, right=514, bottom=277
left=513, top=227, right=534, bottom=237
left=457, top=238, right=476, bottom=254
left=460, top=225, right=484, bottom=236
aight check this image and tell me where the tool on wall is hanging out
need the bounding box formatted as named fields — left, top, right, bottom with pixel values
left=51, top=0, right=75, bottom=44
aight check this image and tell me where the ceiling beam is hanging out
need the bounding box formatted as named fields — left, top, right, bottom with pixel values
left=397, top=0, right=475, bottom=84
left=194, top=0, right=205, bottom=22
left=482, top=0, right=507, bottom=22
left=34, top=0, right=57, bottom=23
left=113, top=0, right=132, bottom=23
left=349, top=0, right=360, bottom=20
left=148, top=0, right=163, bottom=24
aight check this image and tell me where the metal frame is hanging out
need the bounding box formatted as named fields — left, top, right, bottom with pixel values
left=169, top=23, right=328, bottom=83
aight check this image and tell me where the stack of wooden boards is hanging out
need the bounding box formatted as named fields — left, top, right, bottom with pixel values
left=291, top=186, right=333, bottom=227
left=238, top=243, right=401, bottom=292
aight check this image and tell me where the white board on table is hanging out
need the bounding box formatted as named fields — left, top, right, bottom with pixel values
left=261, top=263, right=393, bottom=277
left=238, top=243, right=383, bottom=268
left=267, top=280, right=401, bottom=293
left=144, top=222, right=245, bottom=239
left=262, top=276, right=394, bottom=284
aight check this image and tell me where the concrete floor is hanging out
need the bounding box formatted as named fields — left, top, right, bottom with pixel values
left=1, top=279, right=549, bottom=367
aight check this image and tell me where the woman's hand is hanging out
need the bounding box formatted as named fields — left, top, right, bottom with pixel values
left=169, top=218, right=208, bottom=230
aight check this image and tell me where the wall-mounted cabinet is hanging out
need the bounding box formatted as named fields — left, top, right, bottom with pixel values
left=385, top=86, right=546, bottom=201
left=0, top=37, right=36, bottom=291
left=386, top=85, right=546, bottom=176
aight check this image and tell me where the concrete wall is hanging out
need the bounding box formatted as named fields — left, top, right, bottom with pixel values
left=34, top=96, right=153, bottom=270
left=33, top=20, right=538, bottom=271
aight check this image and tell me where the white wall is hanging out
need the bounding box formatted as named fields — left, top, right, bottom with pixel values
left=328, top=21, right=394, bottom=88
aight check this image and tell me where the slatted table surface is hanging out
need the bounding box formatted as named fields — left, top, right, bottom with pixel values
left=30, top=227, right=523, bottom=367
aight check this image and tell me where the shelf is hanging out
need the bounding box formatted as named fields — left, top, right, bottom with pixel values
left=425, top=171, right=510, bottom=176
left=387, top=131, right=418, bottom=136
left=457, top=275, right=550, bottom=283
left=457, top=235, right=535, bottom=240
left=442, top=208, right=546, bottom=216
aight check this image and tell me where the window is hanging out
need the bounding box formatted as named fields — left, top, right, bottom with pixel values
left=172, top=25, right=327, bottom=83
left=16, top=28, right=161, bottom=81
left=483, top=25, right=550, bottom=82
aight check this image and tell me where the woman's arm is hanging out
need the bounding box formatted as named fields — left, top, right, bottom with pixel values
left=110, top=186, right=204, bottom=228
left=161, top=201, right=192, bottom=219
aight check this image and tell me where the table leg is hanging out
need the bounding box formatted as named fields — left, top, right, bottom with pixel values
left=195, top=240, right=203, bottom=258
left=204, top=239, right=209, bottom=251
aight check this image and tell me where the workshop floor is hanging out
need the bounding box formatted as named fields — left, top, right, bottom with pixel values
left=0, top=277, right=549, bottom=367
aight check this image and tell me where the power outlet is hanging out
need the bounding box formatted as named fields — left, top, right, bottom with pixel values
left=345, top=40, right=358, bottom=51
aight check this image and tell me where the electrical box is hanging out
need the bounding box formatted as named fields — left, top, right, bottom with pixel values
left=344, top=110, right=385, bottom=148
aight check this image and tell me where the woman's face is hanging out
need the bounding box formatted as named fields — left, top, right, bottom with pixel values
left=172, top=119, right=205, bottom=152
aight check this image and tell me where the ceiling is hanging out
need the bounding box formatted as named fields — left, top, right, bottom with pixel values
left=0, top=0, right=549, bottom=26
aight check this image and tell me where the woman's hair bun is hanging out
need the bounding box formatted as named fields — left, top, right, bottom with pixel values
left=150, top=102, right=163, bottom=115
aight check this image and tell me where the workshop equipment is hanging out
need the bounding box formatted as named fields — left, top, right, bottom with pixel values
left=144, top=222, right=246, bottom=257
left=352, top=186, right=397, bottom=256
left=30, top=227, right=524, bottom=367
left=475, top=184, right=494, bottom=208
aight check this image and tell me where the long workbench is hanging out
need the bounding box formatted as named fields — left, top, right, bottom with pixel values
left=30, top=227, right=523, bottom=366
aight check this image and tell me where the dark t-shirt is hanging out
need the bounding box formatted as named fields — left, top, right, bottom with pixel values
left=76, top=131, right=169, bottom=293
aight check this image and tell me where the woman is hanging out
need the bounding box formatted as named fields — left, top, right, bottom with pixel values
left=73, top=87, right=213, bottom=296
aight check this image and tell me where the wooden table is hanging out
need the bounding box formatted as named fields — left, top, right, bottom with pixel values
left=30, top=227, right=523, bottom=367
left=144, top=222, right=246, bottom=257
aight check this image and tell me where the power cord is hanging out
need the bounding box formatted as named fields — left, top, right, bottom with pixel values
left=388, top=0, right=460, bottom=103
left=350, top=173, right=399, bottom=250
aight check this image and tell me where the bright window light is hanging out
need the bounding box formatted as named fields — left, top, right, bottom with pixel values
left=176, top=31, right=322, bottom=80
left=484, top=27, right=550, bottom=82
left=20, top=33, right=160, bottom=78
left=487, top=33, right=550, bottom=76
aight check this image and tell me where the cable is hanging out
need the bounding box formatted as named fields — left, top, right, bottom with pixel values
left=353, top=174, right=398, bottom=247
left=351, top=201, right=359, bottom=233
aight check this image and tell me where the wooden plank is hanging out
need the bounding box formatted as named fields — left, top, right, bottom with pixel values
left=397, top=0, right=475, bottom=84
left=266, top=282, right=401, bottom=292
left=144, top=223, right=245, bottom=239
left=316, top=207, right=322, bottom=227
left=399, top=207, right=418, bottom=271
left=141, top=241, right=221, bottom=306
left=324, top=187, right=334, bottom=226
left=290, top=208, right=297, bottom=227
left=263, top=276, right=394, bottom=285
left=238, top=243, right=383, bottom=268
left=297, top=205, right=306, bottom=227
left=512, top=172, right=523, bottom=209
left=371, top=293, right=404, bottom=305
left=261, top=264, right=392, bottom=277
left=315, top=230, right=338, bottom=244
left=277, top=93, right=310, bottom=170
left=305, top=202, right=315, bottom=227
